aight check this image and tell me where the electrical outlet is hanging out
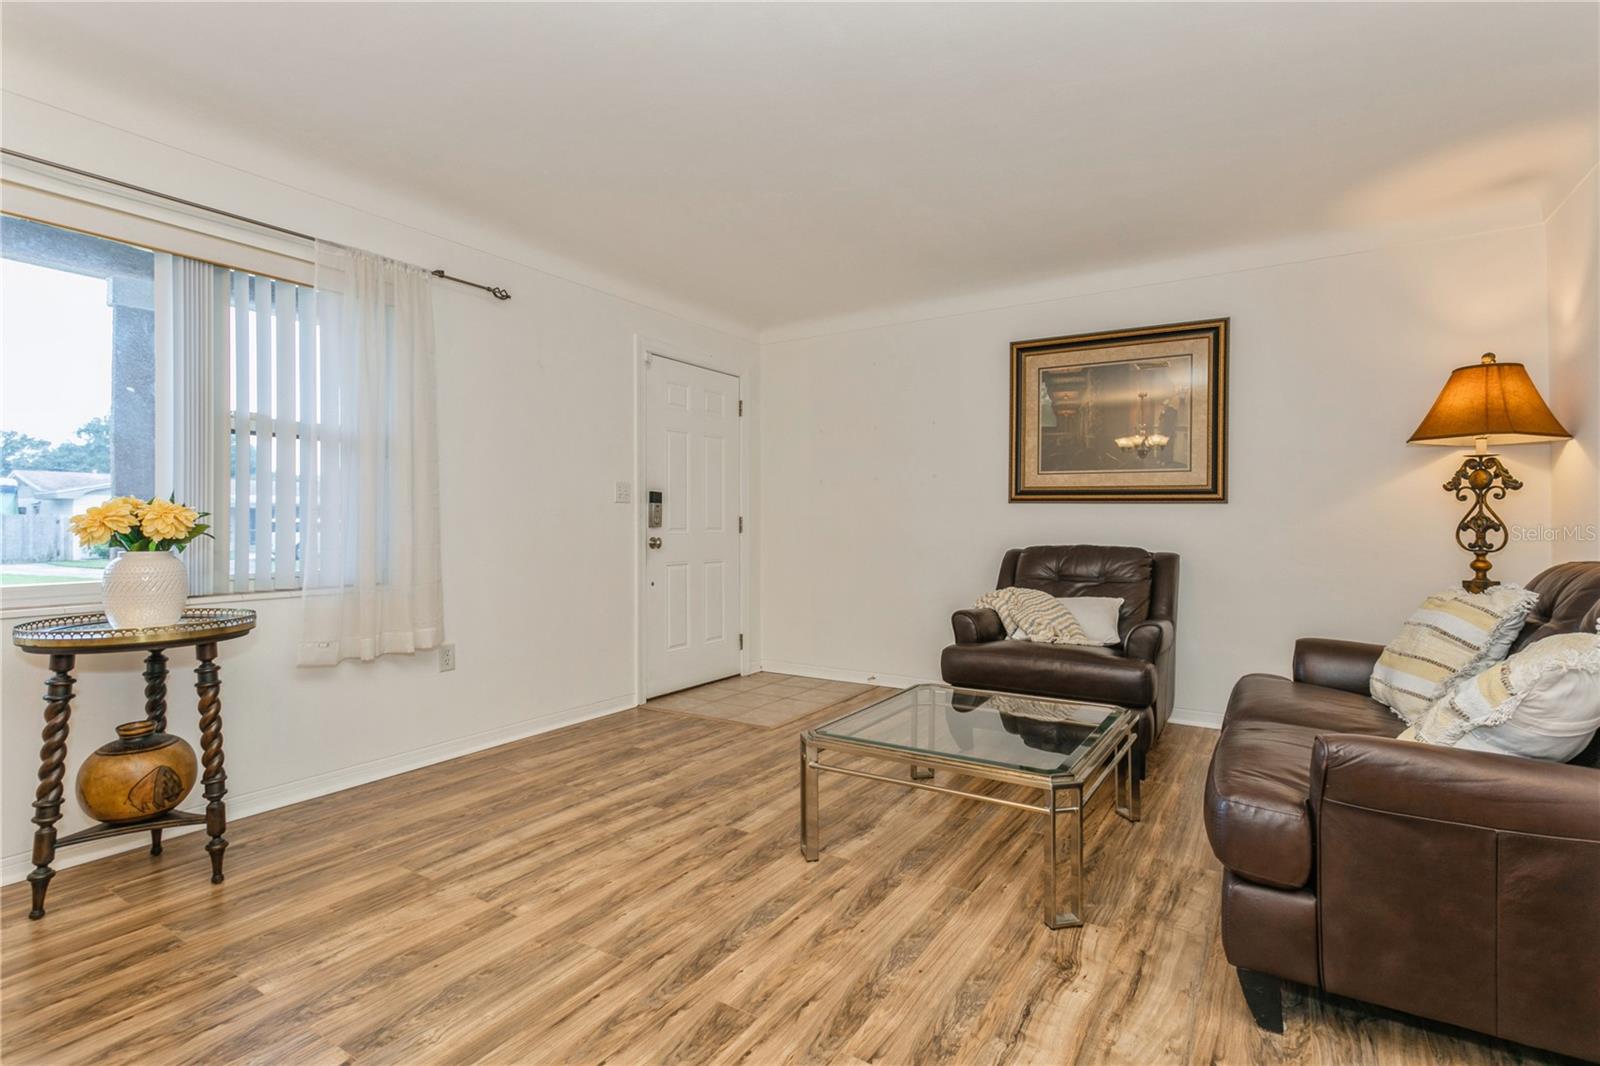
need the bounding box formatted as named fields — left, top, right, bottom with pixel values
left=614, top=481, right=631, bottom=504
left=439, top=644, right=457, bottom=672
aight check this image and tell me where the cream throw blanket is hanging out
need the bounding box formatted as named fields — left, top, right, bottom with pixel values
left=976, top=587, right=1095, bottom=645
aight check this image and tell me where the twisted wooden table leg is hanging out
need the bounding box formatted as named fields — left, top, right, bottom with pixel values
left=196, top=642, right=228, bottom=884
left=143, top=649, right=168, bottom=732
left=29, top=654, right=76, bottom=919
left=144, top=648, right=170, bottom=855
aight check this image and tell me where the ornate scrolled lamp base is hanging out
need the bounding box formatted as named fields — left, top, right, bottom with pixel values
left=1444, top=453, right=1521, bottom=593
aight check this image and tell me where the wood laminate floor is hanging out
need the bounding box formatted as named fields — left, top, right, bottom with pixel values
left=0, top=676, right=1558, bottom=1065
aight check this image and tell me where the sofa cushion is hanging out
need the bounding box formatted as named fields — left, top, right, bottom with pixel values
left=1220, top=870, right=1320, bottom=988
left=1205, top=673, right=1403, bottom=890
left=1226, top=672, right=1405, bottom=735
left=940, top=640, right=1155, bottom=708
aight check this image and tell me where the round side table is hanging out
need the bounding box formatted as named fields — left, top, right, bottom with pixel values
left=11, top=608, right=256, bottom=919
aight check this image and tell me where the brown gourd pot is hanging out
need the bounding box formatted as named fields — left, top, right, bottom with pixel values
left=76, top=720, right=198, bottom=824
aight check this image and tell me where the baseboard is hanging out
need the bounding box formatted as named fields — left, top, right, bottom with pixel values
left=0, top=691, right=635, bottom=886
left=762, top=660, right=1225, bottom=731
left=1167, top=706, right=1223, bottom=729
left=757, top=659, right=938, bottom=690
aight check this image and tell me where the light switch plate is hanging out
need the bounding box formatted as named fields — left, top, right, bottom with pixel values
left=614, top=481, right=631, bottom=504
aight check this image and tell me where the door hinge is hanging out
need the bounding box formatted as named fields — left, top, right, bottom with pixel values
left=739, top=634, right=745, bottom=650
left=738, top=515, right=744, bottom=533
left=738, top=400, right=743, bottom=416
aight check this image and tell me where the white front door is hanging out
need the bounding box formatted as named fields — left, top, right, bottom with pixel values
left=644, top=353, right=742, bottom=698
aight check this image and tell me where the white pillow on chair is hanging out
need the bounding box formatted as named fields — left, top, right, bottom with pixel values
left=1056, top=596, right=1123, bottom=646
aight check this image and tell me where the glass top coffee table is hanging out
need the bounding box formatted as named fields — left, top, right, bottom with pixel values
left=800, top=684, right=1140, bottom=928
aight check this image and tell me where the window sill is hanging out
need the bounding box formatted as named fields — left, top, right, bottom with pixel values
left=1, top=586, right=301, bottom=621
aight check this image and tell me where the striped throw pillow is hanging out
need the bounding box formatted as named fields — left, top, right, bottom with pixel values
left=976, top=587, right=1093, bottom=645
left=1369, top=585, right=1540, bottom=724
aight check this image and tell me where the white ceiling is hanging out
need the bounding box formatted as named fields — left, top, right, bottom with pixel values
left=4, top=3, right=1597, bottom=334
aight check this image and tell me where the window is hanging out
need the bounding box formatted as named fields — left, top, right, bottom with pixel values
left=1, top=214, right=320, bottom=603
left=1, top=218, right=155, bottom=589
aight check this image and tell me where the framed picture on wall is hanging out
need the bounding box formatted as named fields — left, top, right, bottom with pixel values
left=1010, top=318, right=1229, bottom=501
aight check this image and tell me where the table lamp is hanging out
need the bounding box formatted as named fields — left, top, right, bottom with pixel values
left=1408, top=352, right=1572, bottom=592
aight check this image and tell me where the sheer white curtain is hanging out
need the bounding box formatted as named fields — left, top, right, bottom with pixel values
left=298, top=242, right=444, bottom=665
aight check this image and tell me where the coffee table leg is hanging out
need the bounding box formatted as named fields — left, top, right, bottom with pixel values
left=910, top=696, right=933, bottom=780
left=800, top=739, right=820, bottom=861
left=1115, top=742, right=1142, bottom=823
left=1045, top=784, right=1084, bottom=928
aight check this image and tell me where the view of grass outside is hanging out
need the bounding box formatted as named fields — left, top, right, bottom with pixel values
left=1, top=558, right=109, bottom=585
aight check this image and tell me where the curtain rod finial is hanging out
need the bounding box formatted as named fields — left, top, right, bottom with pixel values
left=430, top=268, right=511, bottom=301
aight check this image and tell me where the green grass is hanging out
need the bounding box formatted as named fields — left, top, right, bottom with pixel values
left=0, top=560, right=107, bottom=586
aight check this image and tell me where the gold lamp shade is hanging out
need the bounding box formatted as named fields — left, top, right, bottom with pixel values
left=1408, top=353, right=1571, bottom=447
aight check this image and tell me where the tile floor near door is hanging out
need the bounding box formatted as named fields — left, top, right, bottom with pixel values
left=0, top=672, right=1561, bottom=1065
left=645, top=671, right=874, bottom=727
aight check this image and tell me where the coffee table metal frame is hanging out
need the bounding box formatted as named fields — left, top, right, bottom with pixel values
left=800, top=684, right=1140, bottom=929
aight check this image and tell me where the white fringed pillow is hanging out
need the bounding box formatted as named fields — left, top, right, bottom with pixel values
left=1370, top=585, right=1540, bottom=724
left=1402, top=627, right=1600, bottom=762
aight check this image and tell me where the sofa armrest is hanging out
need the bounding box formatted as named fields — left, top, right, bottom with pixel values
left=1309, top=734, right=1600, bottom=1059
left=952, top=607, right=1006, bottom=645
left=1123, top=618, right=1173, bottom=663
left=1310, top=735, right=1600, bottom=840
left=1292, top=638, right=1384, bottom=695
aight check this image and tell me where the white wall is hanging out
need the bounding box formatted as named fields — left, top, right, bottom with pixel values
left=0, top=88, right=760, bottom=880
left=759, top=227, right=1557, bottom=720
left=1547, top=166, right=1600, bottom=563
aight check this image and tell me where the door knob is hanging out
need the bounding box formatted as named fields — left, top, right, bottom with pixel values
left=648, top=537, right=663, bottom=549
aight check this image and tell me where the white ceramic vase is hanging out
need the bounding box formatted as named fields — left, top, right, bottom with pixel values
left=101, top=550, right=188, bottom=629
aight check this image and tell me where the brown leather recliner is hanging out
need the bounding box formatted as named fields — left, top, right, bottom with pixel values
left=941, top=545, right=1179, bottom=777
left=1204, top=561, right=1600, bottom=1062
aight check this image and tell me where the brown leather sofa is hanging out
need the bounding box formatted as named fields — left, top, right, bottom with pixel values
left=1204, top=561, right=1600, bottom=1062
left=941, top=545, right=1178, bottom=777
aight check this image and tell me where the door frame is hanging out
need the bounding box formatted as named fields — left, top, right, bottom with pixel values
left=633, top=334, right=751, bottom=704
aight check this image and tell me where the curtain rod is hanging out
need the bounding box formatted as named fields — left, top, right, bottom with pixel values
left=1, top=147, right=512, bottom=301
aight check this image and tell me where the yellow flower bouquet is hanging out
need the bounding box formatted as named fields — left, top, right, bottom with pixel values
left=70, top=495, right=212, bottom=554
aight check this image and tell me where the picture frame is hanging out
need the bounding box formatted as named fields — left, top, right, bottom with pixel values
left=1010, top=318, right=1229, bottom=502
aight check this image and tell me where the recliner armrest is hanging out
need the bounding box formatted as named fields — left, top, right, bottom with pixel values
left=1124, top=618, right=1173, bottom=663
left=952, top=607, right=1006, bottom=645
left=1292, top=638, right=1384, bottom=695
left=1310, top=735, right=1600, bottom=840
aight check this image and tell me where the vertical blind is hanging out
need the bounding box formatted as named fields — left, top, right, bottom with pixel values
left=176, top=264, right=319, bottom=594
